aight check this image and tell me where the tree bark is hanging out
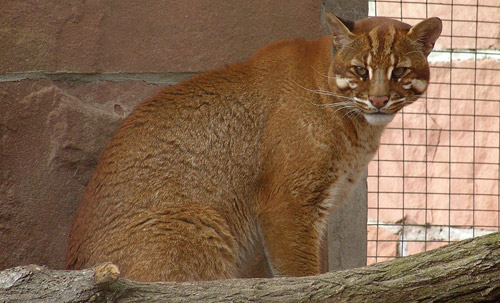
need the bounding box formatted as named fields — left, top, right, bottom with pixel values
left=1, top=232, right=499, bottom=303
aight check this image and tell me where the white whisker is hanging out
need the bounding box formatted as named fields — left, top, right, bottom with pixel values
left=343, top=108, right=362, bottom=120
left=292, top=80, right=354, bottom=101
left=333, top=104, right=357, bottom=115
left=310, top=66, right=336, bottom=79
left=292, top=80, right=362, bottom=116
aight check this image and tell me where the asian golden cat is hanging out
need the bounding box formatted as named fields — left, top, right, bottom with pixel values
left=66, top=13, right=442, bottom=282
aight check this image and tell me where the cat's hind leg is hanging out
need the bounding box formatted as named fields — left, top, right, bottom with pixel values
left=120, top=204, right=238, bottom=282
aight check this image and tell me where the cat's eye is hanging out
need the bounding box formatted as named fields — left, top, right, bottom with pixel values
left=353, top=66, right=369, bottom=79
left=392, top=67, right=407, bottom=80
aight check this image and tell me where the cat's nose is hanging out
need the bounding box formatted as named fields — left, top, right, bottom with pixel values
left=368, top=95, right=389, bottom=109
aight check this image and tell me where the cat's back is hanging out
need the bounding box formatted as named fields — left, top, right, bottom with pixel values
left=73, top=65, right=266, bottom=219
left=78, top=34, right=332, bottom=211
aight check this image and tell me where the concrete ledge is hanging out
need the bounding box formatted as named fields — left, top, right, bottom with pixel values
left=0, top=72, right=197, bottom=85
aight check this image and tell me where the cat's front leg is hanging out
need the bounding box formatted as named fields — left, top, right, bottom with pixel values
left=258, top=203, right=324, bottom=277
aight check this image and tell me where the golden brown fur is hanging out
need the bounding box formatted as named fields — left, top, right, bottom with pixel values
left=66, top=14, right=442, bottom=281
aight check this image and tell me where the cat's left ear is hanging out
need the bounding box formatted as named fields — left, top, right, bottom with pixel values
left=407, top=17, right=442, bottom=56
left=325, top=12, right=356, bottom=50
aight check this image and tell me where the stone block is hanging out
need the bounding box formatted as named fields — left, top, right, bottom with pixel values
left=322, top=0, right=368, bottom=27
left=0, top=0, right=323, bottom=73
left=0, top=80, right=163, bottom=270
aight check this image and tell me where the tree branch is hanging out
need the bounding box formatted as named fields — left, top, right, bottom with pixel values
left=2, top=233, right=500, bottom=303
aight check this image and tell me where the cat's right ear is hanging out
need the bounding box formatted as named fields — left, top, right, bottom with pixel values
left=325, top=13, right=356, bottom=50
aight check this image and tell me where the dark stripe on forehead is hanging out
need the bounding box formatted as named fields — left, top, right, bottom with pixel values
left=368, top=26, right=397, bottom=58
left=386, top=27, right=397, bottom=55
left=366, top=29, right=375, bottom=56
left=368, top=28, right=379, bottom=55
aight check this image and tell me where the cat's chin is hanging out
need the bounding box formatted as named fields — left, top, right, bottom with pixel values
left=363, top=113, right=395, bottom=126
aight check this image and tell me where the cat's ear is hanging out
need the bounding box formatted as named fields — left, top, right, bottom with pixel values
left=325, top=12, right=356, bottom=49
left=407, top=17, right=442, bottom=56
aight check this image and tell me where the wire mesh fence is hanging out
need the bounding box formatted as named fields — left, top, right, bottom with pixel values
left=367, top=0, right=500, bottom=264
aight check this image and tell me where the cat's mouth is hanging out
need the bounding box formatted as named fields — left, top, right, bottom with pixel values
left=363, top=112, right=395, bottom=126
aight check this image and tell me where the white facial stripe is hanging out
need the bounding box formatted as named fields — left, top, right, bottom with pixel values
left=402, top=79, right=428, bottom=92
left=335, top=75, right=350, bottom=89
left=336, top=75, right=359, bottom=90
left=353, top=97, right=371, bottom=108
left=387, top=66, right=394, bottom=80
left=351, top=58, right=364, bottom=66
left=369, top=28, right=379, bottom=53
left=388, top=54, right=396, bottom=80
left=385, top=99, right=395, bottom=108
left=366, top=54, right=373, bottom=80
left=411, top=79, right=428, bottom=92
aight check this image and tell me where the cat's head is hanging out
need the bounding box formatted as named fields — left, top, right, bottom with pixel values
left=325, top=13, right=442, bottom=126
